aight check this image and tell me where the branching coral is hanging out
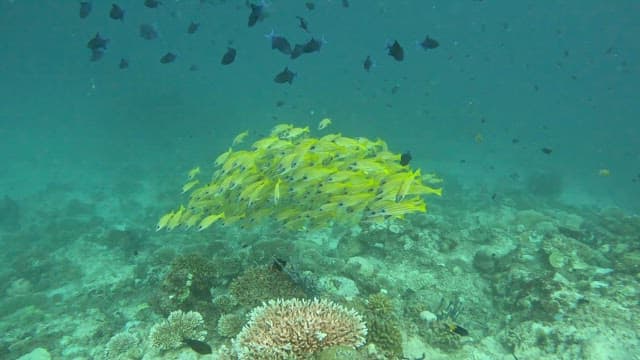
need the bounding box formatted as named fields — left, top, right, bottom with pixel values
left=148, top=310, right=207, bottom=351
left=232, top=298, right=367, bottom=360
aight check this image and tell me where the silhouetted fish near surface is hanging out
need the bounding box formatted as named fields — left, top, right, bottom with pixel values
left=302, top=37, right=323, bottom=54
left=139, top=24, right=158, bottom=40
left=79, top=2, right=92, bottom=19
left=119, top=58, right=129, bottom=69
left=400, top=151, right=412, bottom=166
left=342, top=0, right=350, bottom=8
left=90, top=50, right=104, bottom=62
left=274, top=67, right=296, bottom=84
left=290, top=44, right=304, bottom=59
left=187, top=22, right=200, bottom=34
left=265, top=30, right=291, bottom=55
left=160, top=52, right=176, bottom=64
left=110, top=4, right=125, bottom=21
left=419, top=35, right=439, bottom=50
left=183, top=338, right=212, bottom=355
left=363, top=55, right=374, bottom=71
left=221, top=47, right=236, bottom=65
left=87, top=33, right=109, bottom=51
left=541, top=147, right=553, bottom=155
left=296, top=16, right=309, bottom=32
left=144, top=0, right=161, bottom=8
left=247, top=3, right=266, bottom=27
left=387, top=40, right=404, bottom=61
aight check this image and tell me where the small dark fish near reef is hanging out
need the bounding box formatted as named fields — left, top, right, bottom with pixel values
left=400, top=151, right=412, bottom=166
left=139, top=24, right=158, bottom=40
left=291, top=37, right=324, bottom=59
left=221, top=47, right=236, bottom=65
left=541, top=147, right=553, bottom=155
left=144, top=0, right=162, bottom=8
left=118, top=58, right=129, bottom=69
left=387, top=40, right=404, bottom=61
left=419, top=35, right=439, bottom=50
left=160, top=52, right=176, bottom=64
left=274, top=67, right=296, bottom=84
left=247, top=2, right=266, bottom=27
left=363, top=55, right=374, bottom=72
left=296, top=16, right=309, bottom=32
left=87, top=32, right=109, bottom=61
left=79, top=2, right=92, bottom=19
left=87, top=33, right=109, bottom=51
left=266, top=30, right=291, bottom=55
left=110, top=4, right=125, bottom=21
left=187, top=21, right=200, bottom=34
left=183, top=338, right=212, bottom=355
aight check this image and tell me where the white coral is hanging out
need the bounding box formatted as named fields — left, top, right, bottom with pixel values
left=149, top=310, right=207, bottom=351
left=232, top=298, right=367, bottom=360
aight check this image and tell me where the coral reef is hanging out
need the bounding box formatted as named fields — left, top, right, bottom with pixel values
left=229, top=264, right=306, bottom=308
left=362, top=293, right=403, bottom=359
left=156, top=123, right=441, bottom=232
left=148, top=310, right=207, bottom=351
left=103, top=332, right=142, bottom=360
left=231, top=298, right=367, bottom=359
left=155, top=253, right=220, bottom=315
left=217, top=312, right=246, bottom=338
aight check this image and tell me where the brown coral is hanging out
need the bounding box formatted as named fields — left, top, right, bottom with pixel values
left=232, top=298, right=367, bottom=360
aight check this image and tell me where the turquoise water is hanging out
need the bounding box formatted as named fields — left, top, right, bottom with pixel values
left=1, top=1, right=638, bottom=359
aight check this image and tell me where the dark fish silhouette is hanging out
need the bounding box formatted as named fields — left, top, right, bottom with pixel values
left=420, top=35, right=439, bottom=50
left=183, top=339, right=212, bottom=355
left=274, top=67, right=296, bottom=84
left=363, top=55, right=373, bottom=71
left=79, top=2, right=92, bottom=19
left=541, top=147, right=553, bottom=155
left=187, top=22, right=200, bottom=34
left=302, top=37, right=323, bottom=54
left=248, top=3, right=265, bottom=27
left=387, top=40, right=404, bottom=61
left=400, top=151, right=412, bottom=166
left=305, top=2, right=315, bottom=10
left=139, top=24, right=158, bottom=40
left=144, top=0, right=161, bottom=8
left=290, top=37, right=323, bottom=59
left=266, top=30, right=291, bottom=55
left=110, top=4, right=125, bottom=21
left=221, top=47, right=236, bottom=65
left=90, top=50, right=104, bottom=62
left=119, top=58, right=129, bottom=69
left=87, top=33, right=109, bottom=51
left=290, top=44, right=304, bottom=59
left=160, top=52, right=176, bottom=64
left=296, top=16, right=309, bottom=32
left=342, top=0, right=350, bottom=8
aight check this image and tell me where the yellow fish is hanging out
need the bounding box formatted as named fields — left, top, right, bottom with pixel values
left=167, top=205, right=186, bottom=230
left=270, top=123, right=294, bottom=137
left=215, top=147, right=233, bottom=167
left=155, top=211, right=174, bottom=231
left=232, top=130, right=249, bottom=146
left=318, top=118, right=332, bottom=130
left=182, top=179, right=200, bottom=194
left=197, top=212, right=225, bottom=231
left=187, top=166, right=201, bottom=180
left=274, top=178, right=282, bottom=205
left=598, top=168, right=611, bottom=177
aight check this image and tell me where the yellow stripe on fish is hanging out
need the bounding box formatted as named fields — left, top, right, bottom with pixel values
left=197, top=212, right=225, bottom=231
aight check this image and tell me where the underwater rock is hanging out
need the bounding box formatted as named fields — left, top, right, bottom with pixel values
left=0, top=195, right=20, bottom=231
left=16, top=348, right=51, bottom=360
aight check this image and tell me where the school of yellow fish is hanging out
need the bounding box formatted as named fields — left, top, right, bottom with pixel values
left=156, top=121, right=442, bottom=232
